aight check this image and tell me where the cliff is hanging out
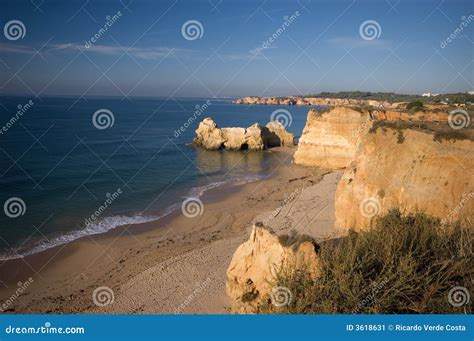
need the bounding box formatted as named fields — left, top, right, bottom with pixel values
left=233, top=96, right=403, bottom=109
left=335, top=127, right=474, bottom=230
left=193, top=117, right=294, bottom=150
left=226, top=223, right=319, bottom=313
left=293, top=107, right=370, bottom=169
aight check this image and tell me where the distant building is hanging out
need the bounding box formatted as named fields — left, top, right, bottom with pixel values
left=422, top=92, right=439, bottom=97
left=467, top=91, right=474, bottom=95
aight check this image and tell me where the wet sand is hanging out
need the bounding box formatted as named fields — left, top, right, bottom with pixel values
left=0, top=147, right=342, bottom=314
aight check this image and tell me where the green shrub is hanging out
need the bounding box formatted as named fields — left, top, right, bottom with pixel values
left=278, top=230, right=318, bottom=251
left=406, top=101, right=424, bottom=112
left=433, top=130, right=470, bottom=142
left=260, top=209, right=473, bottom=314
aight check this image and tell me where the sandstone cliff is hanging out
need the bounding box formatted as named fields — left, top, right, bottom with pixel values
left=194, top=117, right=294, bottom=150
left=226, top=223, right=319, bottom=313
left=335, top=127, right=474, bottom=230
left=293, top=107, right=370, bottom=169
left=372, top=109, right=449, bottom=123
left=233, top=96, right=403, bottom=109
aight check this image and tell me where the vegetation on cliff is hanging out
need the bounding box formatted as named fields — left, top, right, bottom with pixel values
left=260, top=209, right=473, bottom=314
left=303, top=91, right=474, bottom=104
left=369, top=120, right=474, bottom=142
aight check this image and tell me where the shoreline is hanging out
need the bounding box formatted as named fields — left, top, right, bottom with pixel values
left=0, top=147, right=342, bottom=314
left=0, top=171, right=266, bottom=263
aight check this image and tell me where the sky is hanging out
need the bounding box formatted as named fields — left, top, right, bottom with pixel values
left=0, top=0, right=473, bottom=98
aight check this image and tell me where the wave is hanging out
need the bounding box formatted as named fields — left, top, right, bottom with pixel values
left=0, top=175, right=265, bottom=261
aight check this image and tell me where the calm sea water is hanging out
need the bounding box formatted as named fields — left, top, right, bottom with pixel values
left=0, top=96, right=314, bottom=259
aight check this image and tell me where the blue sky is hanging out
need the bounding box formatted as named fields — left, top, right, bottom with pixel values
left=0, top=0, right=473, bottom=97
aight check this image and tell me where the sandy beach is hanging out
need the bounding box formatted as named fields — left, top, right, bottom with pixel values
left=0, top=147, right=342, bottom=314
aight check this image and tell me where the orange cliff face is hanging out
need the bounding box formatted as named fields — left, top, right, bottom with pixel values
left=293, top=107, right=371, bottom=169
left=334, top=128, right=474, bottom=230
left=292, top=105, right=473, bottom=230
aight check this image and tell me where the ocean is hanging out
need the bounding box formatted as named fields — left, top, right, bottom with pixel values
left=0, top=96, right=314, bottom=259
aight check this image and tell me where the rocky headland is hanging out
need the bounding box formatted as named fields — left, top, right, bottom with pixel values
left=233, top=96, right=403, bottom=109
left=335, top=125, right=474, bottom=230
left=224, top=104, right=473, bottom=313
left=293, top=107, right=370, bottom=169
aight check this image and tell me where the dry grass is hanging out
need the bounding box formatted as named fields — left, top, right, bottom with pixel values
left=260, top=209, right=473, bottom=314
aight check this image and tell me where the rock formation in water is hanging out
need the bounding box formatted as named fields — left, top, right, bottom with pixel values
left=263, top=121, right=295, bottom=147
left=335, top=127, right=474, bottom=230
left=193, top=117, right=294, bottom=150
left=293, top=107, right=370, bottom=169
left=226, top=223, right=319, bottom=313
